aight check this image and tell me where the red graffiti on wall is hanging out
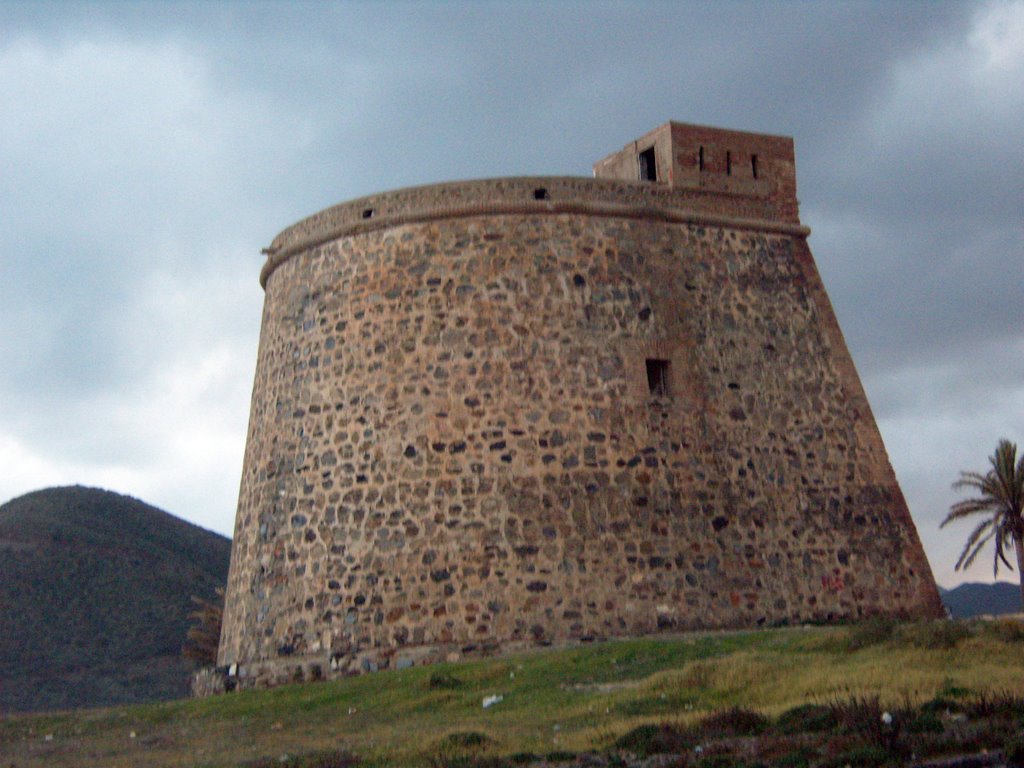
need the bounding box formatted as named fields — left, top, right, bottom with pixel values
left=821, top=572, right=845, bottom=593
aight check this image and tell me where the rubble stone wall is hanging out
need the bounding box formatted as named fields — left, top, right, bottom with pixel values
left=218, top=171, right=942, bottom=687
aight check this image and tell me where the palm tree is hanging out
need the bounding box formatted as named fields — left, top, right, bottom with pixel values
left=941, top=439, right=1024, bottom=608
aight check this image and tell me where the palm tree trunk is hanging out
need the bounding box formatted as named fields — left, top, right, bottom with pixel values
left=1016, top=534, right=1024, bottom=612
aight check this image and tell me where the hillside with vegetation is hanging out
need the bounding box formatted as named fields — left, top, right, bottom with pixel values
left=940, top=582, right=1023, bottom=619
left=0, top=486, right=230, bottom=713
left=2, top=621, right=1024, bottom=767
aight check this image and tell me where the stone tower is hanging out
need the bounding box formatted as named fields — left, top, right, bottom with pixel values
left=219, top=121, right=943, bottom=687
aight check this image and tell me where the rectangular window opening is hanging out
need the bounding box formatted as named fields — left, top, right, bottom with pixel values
left=751, top=154, right=759, bottom=179
left=638, top=147, right=657, bottom=181
left=646, top=358, right=671, bottom=397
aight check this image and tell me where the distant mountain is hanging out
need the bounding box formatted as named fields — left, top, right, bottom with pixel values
left=0, top=486, right=230, bottom=713
left=940, top=581, right=1022, bottom=619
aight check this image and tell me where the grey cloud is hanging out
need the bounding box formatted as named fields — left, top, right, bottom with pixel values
left=0, top=1, right=1018, bottom=583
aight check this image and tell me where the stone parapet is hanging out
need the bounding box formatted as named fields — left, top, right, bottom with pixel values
left=260, top=176, right=808, bottom=287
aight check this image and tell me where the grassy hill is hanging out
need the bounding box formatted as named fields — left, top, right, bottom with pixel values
left=0, top=486, right=231, bottom=713
left=1, top=621, right=1023, bottom=768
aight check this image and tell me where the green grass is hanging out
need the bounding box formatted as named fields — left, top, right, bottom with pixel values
left=2, top=621, right=1023, bottom=767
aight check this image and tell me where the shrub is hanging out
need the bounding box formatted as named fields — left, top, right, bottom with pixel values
left=899, top=620, right=970, bottom=650
left=940, top=718, right=1018, bottom=755
left=614, top=723, right=659, bottom=754
left=426, top=750, right=504, bottom=768
left=905, top=729, right=967, bottom=761
left=983, top=618, right=1024, bottom=643
left=614, top=723, right=691, bottom=757
left=830, top=695, right=885, bottom=737
left=775, top=750, right=813, bottom=768
left=441, top=732, right=490, bottom=749
left=182, top=588, right=225, bottom=666
left=698, top=707, right=769, bottom=737
left=775, top=703, right=837, bottom=734
left=429, top=671, right=464, bottom=689
left=906, top=712, right=944, bottom=734
left=694, top=754, right=743, bottom=768
left=242, top=751, right=359, bottom=768
left=818, top=744, right=893, bottom=768
left=755, top=736, right=817, bottom=767
left=828, top=695, right=911, bottom=761
left=965, top=690, right=1024, bottom=720
left=845, top=618, right=896, bottom=651
left=302, top=753, right=360, bottom=768
left=772, top=746, right=816, bottom=768
left=918, top=696, right=965, bottom=715
left=1005, top=734, right=1024, bottom=768
left=508, top=753, right=537, bottom=765
left=543, top=751, right=577, bottom=762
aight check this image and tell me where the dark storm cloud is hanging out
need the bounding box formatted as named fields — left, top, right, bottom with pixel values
left=0, top=0, right=1020, bottom=586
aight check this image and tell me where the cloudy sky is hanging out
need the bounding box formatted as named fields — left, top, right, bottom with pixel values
left=1, top=1, right=1021, bottom=588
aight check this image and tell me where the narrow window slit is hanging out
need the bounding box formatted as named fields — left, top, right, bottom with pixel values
left=726, top=151, right=732, bottom=176
left=699, top=146, right=705, bottom=171
left=751, top=154, right=759, bottom=179
left=646, top=359, right=671, bottom=397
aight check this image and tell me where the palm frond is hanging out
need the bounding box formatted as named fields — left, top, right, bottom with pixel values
left=958, top=534, right=994, bottom=571
left=946, top=440, right=1024, bottom=578
left=952, top=471, right=990, bottom=493
left=1014, top=453, right=1024, bottom=510
left=958, top=535, right=993, bottom=570
left=993, top=530, right=1013, bottom=576
left=942, top=497, right=1001, bottom=526
left=992, top=440, right=1024, bottom=505
left=992, top=440, right=1017, bottom=478
left=956, top=519, right=996, bottom=570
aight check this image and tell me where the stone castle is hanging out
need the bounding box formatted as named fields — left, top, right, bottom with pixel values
left=218, top=121, right=943, bottom=688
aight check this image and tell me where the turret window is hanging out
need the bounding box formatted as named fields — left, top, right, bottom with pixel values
left=638, top=147, right=657, bottom=181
